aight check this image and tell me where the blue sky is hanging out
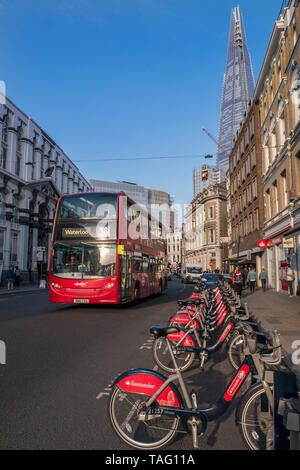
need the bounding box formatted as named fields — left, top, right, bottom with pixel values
left=0, top=0, right=281, bottom=207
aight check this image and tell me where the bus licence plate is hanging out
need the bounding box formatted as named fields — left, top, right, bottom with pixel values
left=73, top=299, right=90, bottom=304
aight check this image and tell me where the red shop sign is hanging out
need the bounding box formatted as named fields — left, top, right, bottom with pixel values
left=266, top=235, right=283, bottom=247
left=258, top=240, right=267, bottom=248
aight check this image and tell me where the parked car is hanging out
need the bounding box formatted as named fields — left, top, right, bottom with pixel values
left=199, top=273, right=220, bottom=287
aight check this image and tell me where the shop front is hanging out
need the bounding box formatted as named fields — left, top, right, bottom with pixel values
left=264, top=232, right=295, bottom=292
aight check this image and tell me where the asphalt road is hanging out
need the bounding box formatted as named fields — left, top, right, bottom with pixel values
left=0, top=279, right=246, bottom=450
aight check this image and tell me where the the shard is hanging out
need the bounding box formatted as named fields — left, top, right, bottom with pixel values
left=216, top=6, right=255, bottom=178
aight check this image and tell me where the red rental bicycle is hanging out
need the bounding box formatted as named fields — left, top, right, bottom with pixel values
left=108, top=324, right=283, bottom=450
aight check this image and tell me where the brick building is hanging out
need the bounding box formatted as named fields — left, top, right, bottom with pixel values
left=227, top=100, right=265, bottom=272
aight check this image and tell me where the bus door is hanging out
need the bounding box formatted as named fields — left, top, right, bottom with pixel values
left=119, top=251, right=132, bottom=301
left=149, top=257, right=155, bottom=295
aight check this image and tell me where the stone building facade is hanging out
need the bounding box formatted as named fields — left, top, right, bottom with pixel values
left=0, top=95, right=90, bottom=284
left=183, top=182, right=228, bottom=272
left=166, top=228, right=182, bottom=267
left=254, top=0, right=300, bottom=292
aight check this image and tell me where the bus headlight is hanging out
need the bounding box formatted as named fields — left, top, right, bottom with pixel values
left=51, top=283, right=61, bottom=289
left=104, top=282, right=115, bottom=289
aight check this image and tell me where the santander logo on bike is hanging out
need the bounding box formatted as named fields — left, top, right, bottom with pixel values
left=125, top=379, right=155, bottom=390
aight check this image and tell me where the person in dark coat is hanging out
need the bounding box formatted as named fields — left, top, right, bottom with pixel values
left=7, top=266, right=14, bottom=290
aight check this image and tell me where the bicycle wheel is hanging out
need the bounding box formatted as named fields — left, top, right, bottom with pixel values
left=152, top=336, right=195, bottom=373
left=108, top=384, right=180, bottom=450
left=227, top=333, right=245, bottom=370
left=237, top=383, right=274, bottom=450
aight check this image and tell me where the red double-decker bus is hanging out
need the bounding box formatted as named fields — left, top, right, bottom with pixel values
left=49, top=192, right=168, bottom=305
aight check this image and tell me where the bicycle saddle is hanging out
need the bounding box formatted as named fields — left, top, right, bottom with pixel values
left=178, top=300, right=201, bottom=307
left=150, top=325, right=180, bottom=339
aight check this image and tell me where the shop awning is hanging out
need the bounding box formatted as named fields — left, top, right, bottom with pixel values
left=284, top=223, right=300, bottom=239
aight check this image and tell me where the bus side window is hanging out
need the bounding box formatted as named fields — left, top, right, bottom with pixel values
left=142, top=255, right=149, bottom=273
left=134, top=256, right=142, bottom=273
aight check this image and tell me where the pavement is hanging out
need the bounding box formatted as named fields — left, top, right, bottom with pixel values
left=0, top=283, right=46, bottom=295
left=241, top=287, right=300, bottom=382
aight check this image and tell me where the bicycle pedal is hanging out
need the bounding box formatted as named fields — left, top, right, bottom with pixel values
left=191, top=418, right=199, bottom=450
left=191, top=391, right=198, bottom=409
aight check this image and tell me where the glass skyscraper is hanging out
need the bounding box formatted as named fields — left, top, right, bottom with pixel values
left=216, top=6, right=255, bottom=178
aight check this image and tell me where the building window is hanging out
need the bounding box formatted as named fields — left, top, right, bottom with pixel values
left=281, top=171, right=288, bottom=207
left=209, top=229, right=215, bottom=244
left=250, top=118, right=254, bottom=136
left=12, top=197, right=19, bottom=224
left=15, top=127, right=23, bottom=177
left=244, top=218, right=248, bottom=235
left=2, top=115, right=8, bottom=144
left=243, top=190, right=247, bottom=208
left=254, top=210, right=259, bottom=230
left=292, top=65, right=300, bottom=126
left=209, top=207, right=214, bottom=219
left=0, top=195, right=5, bottom=221
left=239, top=221, right=243, bottom=237
left=251, top=148, right=256, bottom=167
left=0, top=145, right=7, bottom=169
left=245, top=128, right=249, bottom=147
left=0, top=230, right=4, bottom=261
left=10, top=232, right=18, bottom=263
left=253, top=178, right=257, bottom=200
left=265, top=189, right=271, bottom=219
left=246, top=157, right=250, bottom=175
left=242, top=165, right=245, bottom=181
left=248, top=184, right=252, bottom=203
left=1, top=116, right=8, bottom=169
left=273, top=181, right=279, bottom=214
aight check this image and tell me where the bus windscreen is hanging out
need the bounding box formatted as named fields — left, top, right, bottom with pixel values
left=51, top=243, right=117, bottom=280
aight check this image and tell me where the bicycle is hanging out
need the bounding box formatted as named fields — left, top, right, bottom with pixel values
left=152, top=286, right=252, bottom=373
left=108, top=324, right=282, bottom=450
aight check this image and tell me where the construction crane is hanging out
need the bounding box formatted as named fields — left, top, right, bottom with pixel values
left=202, top=128, right=230, bottom=158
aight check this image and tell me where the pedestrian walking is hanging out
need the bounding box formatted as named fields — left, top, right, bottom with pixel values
left=14, top=266, right=21, bottom=287
left=247, top=267, right=257, bottom=293
left=286, top=263, right=295, bottom=297
left=259, top=268, right=268, bottom=292
left=232, top=267, right=243, bottom=298
left=242, top=266, right=248, bottom=288
left=6, top=266, right=14, bottom=290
